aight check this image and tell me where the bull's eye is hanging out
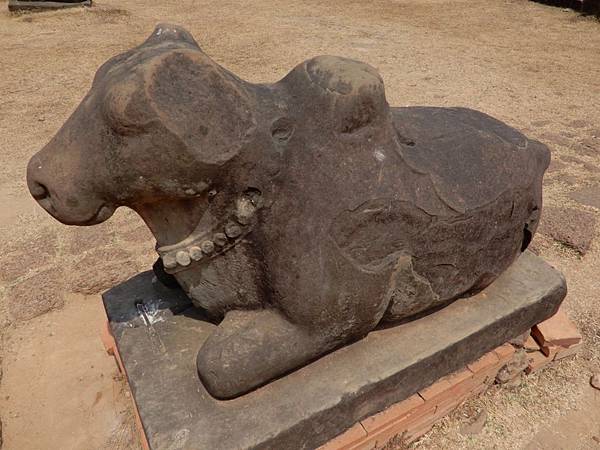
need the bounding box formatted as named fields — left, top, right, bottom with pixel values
left=105, top=104, right=148, bottom=136
left=104, top=79, right=153, bottom=136
left=271, top=117, right=295, bottom=143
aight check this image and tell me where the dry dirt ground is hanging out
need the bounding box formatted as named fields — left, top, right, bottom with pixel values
left=0, top=0, right=599, bottom=449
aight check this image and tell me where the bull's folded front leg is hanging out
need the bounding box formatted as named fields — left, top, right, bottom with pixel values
left=196, top=309, right=332, bottom=399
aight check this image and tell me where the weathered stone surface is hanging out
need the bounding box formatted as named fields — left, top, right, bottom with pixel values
left=103, top=251, right=566, bottom=450
left=8, top=269, right=64, bottom=321
left=0, top=227, right=58, bottom=283
left=28, top=23, right=553, bottom=398
left=495, top=349, right=528, bottom=384
left=8, top=0, right=91, bottom=11
left=537, top=206, right=597, bottom=255
left=459, top=409, right=487, bottom=436
left=509, top=331, right=530, bottom=347
left=64, top=221, right=116, bottom=256
left=67, top=248, right=143, bottom=295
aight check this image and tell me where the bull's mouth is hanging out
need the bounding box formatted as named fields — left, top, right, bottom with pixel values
left=56, top=203, right=117, bottom=226
left=79, top=203, right=117, bottom=225
left=38, top=199, right=116, bottom=226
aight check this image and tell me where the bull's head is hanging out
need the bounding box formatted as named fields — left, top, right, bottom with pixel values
left=27, top=24, right=257, bottom=245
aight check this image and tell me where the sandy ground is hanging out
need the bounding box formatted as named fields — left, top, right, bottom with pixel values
left=0, top=0, right=599, bottom=448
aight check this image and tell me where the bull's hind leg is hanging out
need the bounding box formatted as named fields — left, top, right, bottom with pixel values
left=197, top=309, right=333, bottom=399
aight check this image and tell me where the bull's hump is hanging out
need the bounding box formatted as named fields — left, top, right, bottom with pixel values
left=305, top=56, right=384, bottom=96
left=391, top=107, right=548, bottom=212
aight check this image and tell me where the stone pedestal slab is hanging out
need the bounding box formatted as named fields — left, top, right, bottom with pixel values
left=102, top=251, right=566, bottom=450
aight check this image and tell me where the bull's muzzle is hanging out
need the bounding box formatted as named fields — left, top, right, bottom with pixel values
left=27, top=151, right=115, bottom=226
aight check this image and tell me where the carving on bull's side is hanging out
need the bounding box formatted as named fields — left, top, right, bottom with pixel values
left=27, top=24, right=550, bottom=399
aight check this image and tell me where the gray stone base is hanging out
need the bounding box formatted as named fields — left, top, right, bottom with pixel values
left=102, top=251, right=566, bottom=450
left=8, top=0, right=91, bottom=12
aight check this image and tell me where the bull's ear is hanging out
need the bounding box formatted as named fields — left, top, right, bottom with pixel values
left=143, top=23, right=201, bottom=49
left=146, top=49, right=256, bottom=166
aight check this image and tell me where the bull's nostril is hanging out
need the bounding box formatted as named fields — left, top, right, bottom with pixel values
left=31, top=182, right=50, bottom=201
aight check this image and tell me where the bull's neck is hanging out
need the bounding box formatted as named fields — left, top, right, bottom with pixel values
left=135, top=198, right=207, bottom=248
left=135, top=190, right=261, bottom=275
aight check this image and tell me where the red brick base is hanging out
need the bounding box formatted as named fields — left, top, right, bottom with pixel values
left=101, top=321, right=150, bottom=450
left=318, top=305, right=583, bottom=449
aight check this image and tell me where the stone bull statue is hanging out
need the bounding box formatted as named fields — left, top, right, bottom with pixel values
left=27, top=24, right=550, bottom=399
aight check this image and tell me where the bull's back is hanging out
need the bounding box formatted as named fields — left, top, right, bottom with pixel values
left=324, top=106, right=549, bottom=318
left=264, top=105, right=549, bottom=326
left=384, top=106, right=548, bottom=307
left=390, top=106, right=549, bottom=215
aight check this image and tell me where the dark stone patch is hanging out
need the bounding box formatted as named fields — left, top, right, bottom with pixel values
left=569, top=186, right=600, bottom=210
left=538, top=206, right=597, bottom=255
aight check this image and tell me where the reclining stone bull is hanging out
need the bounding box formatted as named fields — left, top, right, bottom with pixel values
left=27, top=24, right=550, bottom=399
